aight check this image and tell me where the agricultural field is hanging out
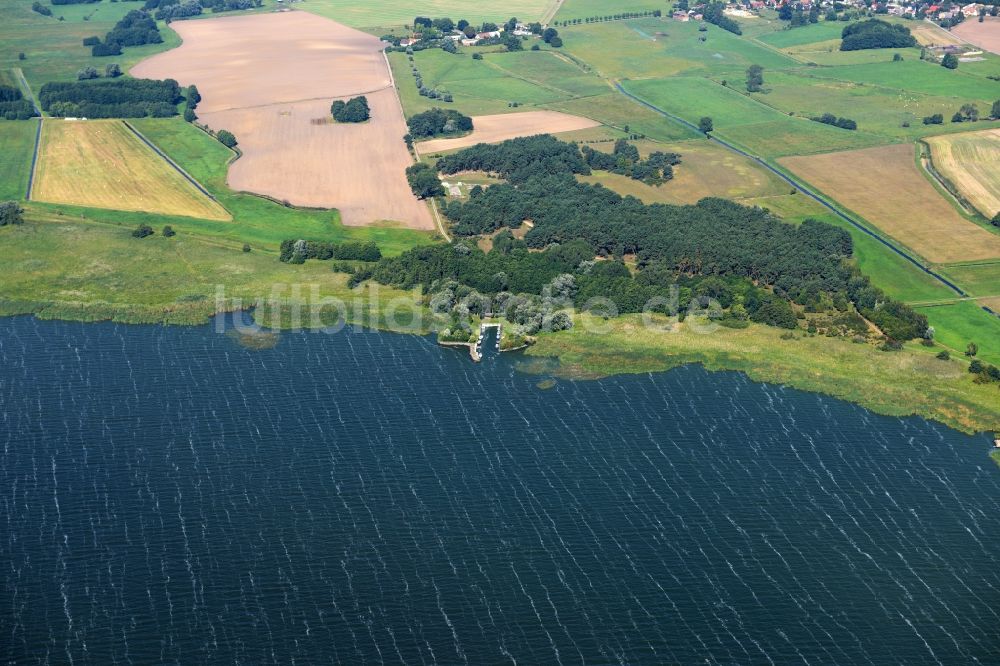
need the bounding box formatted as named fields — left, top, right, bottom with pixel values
left=623, top=77, right=887, bottom=157
left=300, top=0, right=555, bottom=30
left=952, top=15, right=1000, bottom=55
left=780, top=143, right=1000, bottom=264
left=938, top=262, right=1000, bottom=298
left=925, top=128, right=1000, bottom=219
left=32, top=120, right=230, bottom=221
left=0, top=121, right=37, bottom=201
left=805, top=60, right=1000, bottom=100
left=415, top=110, right=599, bottom=154
left=132, top=11, right=432, bottom=229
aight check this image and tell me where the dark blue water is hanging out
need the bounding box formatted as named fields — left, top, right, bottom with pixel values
left=2, top=316, right=999, bottom=665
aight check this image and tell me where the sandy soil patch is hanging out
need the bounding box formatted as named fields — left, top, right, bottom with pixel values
left=33, top=119, right=229, bottom=221
left=416, top=110, right=600, bottom=155
left=132, top=11, right=431, bottom=229
left=780, top=143, right=1000, bottom=264
left=926, top=128, right=1000, bottom=219
left=952, top=17, right=1000, bottom=55
left=910, top=21, right=970, bottom=47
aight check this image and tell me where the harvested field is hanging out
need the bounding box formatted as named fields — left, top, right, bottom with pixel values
left=952, top=17, right=1000, bottom=55
left=926, top=128, right=1000, bottom=219
left=131, top=12, right=432, bottom=229
left=780, top=143, right=1000, bottom=264
left=415, top=111, right=600, bottom=155
left=32, top=119, right=230, bottom=221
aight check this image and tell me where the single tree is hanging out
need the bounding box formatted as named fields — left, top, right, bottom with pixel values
left=991, top=211, right=1000, bottom=228
left=941, top=53, right=958, bottom=69
left=162, top=225, right=176, bottom=237
left=992, top=99, right=1000, bottom=119
left=699, top=116, right=714, bottom=133
left=966, top=342, right=978, bottom=357
left=746, top=64, right=764, bottom=92
left=105, top=63, right=122, bottom=78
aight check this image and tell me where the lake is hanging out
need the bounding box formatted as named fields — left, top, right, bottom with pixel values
left=1, top=316, right=998, bottom=664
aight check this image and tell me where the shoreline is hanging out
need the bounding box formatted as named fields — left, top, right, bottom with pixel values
left=0, top=303, right=997, bottom=438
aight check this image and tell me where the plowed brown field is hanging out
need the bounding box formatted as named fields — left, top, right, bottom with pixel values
left=132, top=11, right=433, bottom=229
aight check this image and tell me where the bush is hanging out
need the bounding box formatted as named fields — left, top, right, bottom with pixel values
left=922, top=113, right=943, bottom=125
left=0, top=201, right=25, bottom=226
left=132, top=224, right=154, bottom=238
left=105, top=63, right=122, bottom=78
left=32, top=1, right=53, bottom=16
left=242, top=243, right=251, bottom=253
left=77, top=66, right=99, bottom=81
left=162, top=225, right=176, bottom=237
left=936, top=350, right=950, bottom=360
left=472, top=52, right=483, bottom=60
left=811, top=112, right=857, bottom=130
left=216, top=129, right=237, bottom=148
left=941, top=53, right=959, bottom=69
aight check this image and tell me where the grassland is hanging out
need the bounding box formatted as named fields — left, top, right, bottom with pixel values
left=33, top=119, right=230, bottom=221
left=925, top=128, right=1000, bottom=219
left=301, top=0, right=555, bottom=29
left=578, top=138, right=787, bottom=204
left=0, top=120, right=37, bottom=201
left=0, top=1, right=180, bottom=91
left=527, top=313, right=1000, bottom=433
left=780, top=144, right=1000, bottom=264
left=623, top=77, right=887, bottom=157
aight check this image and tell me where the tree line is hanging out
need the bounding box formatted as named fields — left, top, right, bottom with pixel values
left=811, top=113, right=857, bottom=130
left=581, top=139, right=681, bottom=185
left=703, top=2, right=742, bottom=35
left=39, top=77, right=181, bottom=118
left=279, top=239, right=382, bottom=264
left=407, top=107, right=473, bottom=137
left=0, top=85, right=37, bottom=120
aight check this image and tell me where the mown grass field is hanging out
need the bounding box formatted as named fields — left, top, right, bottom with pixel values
left=938, top=262, right=1000, bottom=298
left=780, top=144, right=1000, bottom=264
left=302, top=0, right=555, bottom=29
left=623, top=77, right=887, bottom=157
left=0, top=120, right=37, bottom=201
left=528, top=313, right=1000, bottom=432
left=914, top=300, right=1000, bottom=366
left=925, top=128, right=1000, bottom=219
left=33, top=119, right=230, bottom=221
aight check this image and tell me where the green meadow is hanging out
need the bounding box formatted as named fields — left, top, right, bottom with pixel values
left=0, top=120, right=37, bottom=201
left=0, top=1, right=180, bottom=90
left=553, top=0, right=667, bottom=22
left=301, top=0, right=554, bottom=29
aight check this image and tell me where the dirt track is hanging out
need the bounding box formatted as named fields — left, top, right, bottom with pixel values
left=952, top=17, right=1000, bottom=55
left=131, top=12, right=433, bottom=229
left=415, top=111, right=600, bottom=155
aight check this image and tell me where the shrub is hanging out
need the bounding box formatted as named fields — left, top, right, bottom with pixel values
left=922, top=113, right=943, bottom=125
left=132, top=224, right=154, bottom=238
left=242, top=243, right=251, bottom=253
left=77, top=66, right=99, bottom=81
left=162, top=225, right=176, bottom=237
left=216, top=129, right=237, bottom=148
left=0, top=201, right=25, bottom=226
left=936, top=350, right=950, bottom=360
left=941, top=53, right=958, bottom=69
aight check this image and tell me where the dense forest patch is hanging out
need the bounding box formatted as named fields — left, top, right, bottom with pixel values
left=39, top=78, right=181, bottom=118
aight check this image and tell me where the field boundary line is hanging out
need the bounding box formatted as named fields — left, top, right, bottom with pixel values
left=14, top=68, right=40, bottom=116
left=121, top=120, right=226, bottom=209
left=917, top=138, right=992, bottom=223
left=25, top=118, right=42, bottom=201
left=614, top=80, right=1000, bottom=321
